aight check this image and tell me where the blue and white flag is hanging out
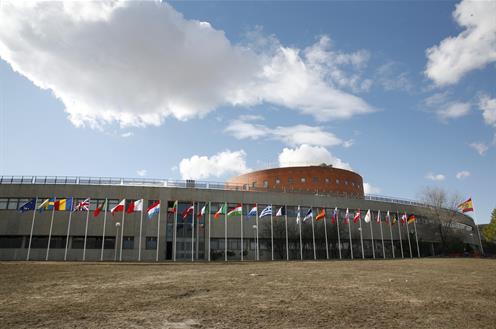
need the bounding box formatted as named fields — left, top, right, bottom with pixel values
left=247, top=206, right=257, bottom=218
left=18, top=198, right=36, bottom=213
left=303, top=208, right=313, bottom=222
left=259, top=205, right=272, bottom=218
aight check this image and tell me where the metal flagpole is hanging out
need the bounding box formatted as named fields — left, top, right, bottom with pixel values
left=224, top=202, right=227, bottom=262
left=388, top=211, right=395, bottom=258
left=138, top=199, right=144, bottom=262
left=471, top=200, right=484, bottom=256
left=208, top=201, right=211, bottom=262
left=196, top=204, right=200, bottom=260
left=255, top=203, right=259, bottom=261
left=240, top=203, right=243, bottom=261
left=405, top=212, right=412, bottom=258
left=378, top=211, right=385, bottom=259
left=191, top=202, right=195, bottom=262
left=369, top=215, right=375, bottom=259
left=64, top=199, right=73, bottom=261
left=311, top=209, right=316, bottom=260
left=270, top=205, right=274, bottom=261
left=298, top=206, right=303, bottom=261
left=336, top=209, right=342, bottom=260
left=46, top=197, right=56, bottom=261
left=173, top=201, right=177, bottom=262
left=83, top=201, right=90, bottom=261
left=156, top=201, right=161, bottom=262
left=285, top=205, right=289, bottom=261
left=397, top=211, right=404, bottom=258
left=347, top=210, right=353, bottom=260
left=359, top=213, right=364, bottom=259
left=26, top=197, right=38, bottom=261
left=323, top=209, right=329, bottom=260
left=413, top=219, right=420, bottom=258
left=100, top=199, right=108, bottom=261
left=114, top=223, right=119, bottom=261
left=120, top=200, right=126, bottom=262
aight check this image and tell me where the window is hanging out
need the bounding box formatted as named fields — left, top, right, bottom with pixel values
left=263, top=180, right=268, bottom=188
left=345, top=180, right=349, bottom=185
left=300, top=177, right=306, bottom=183
left=0, top=236, right=23, bottom=248
left=49, top=236, right=67, bottom=249
left=325, top=178, right=330, bottom=184
left=71, top=236, right=85, bottom=249
left=123, top=236, right=134, bottom=249
left=31, top=236, right=49, bottom=249
left=103, top=237, right=116, bottom=249
left=312, top=177, right=318, bottom=183
left=352, top=182, right=355, bottom=187
left=7, top=198, right=18, bottom=210
left=275, top=178, right=280, bottom=184
left=336, top=179, right=340, bottom=184
left=146, top=237, right=157, bottom=250
left=288, top=177, right=293, bottom=184
left=0, top=198, right=7, bottom=210
left=252, top=182, right=257, bottom=188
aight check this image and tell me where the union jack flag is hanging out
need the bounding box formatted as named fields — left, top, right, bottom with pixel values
left=74, top=198, right=90, bottom=212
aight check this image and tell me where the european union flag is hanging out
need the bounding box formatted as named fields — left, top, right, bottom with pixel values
left=19, top=198, right=36, bottom=213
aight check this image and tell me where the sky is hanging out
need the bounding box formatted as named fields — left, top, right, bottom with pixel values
left=0, top=1, right=495, bottom=223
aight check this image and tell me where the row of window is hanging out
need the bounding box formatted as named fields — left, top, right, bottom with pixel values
left=251, top=177, right=362, bottom=190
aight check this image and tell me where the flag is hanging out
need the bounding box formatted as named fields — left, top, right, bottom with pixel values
left=364, top=209, right=371, bottom=223
left=401, top=213, right=407, bottom=224
left=407, top=214, right=416, bottom=224
left=19, top=198, right=36, bottom=213
left=74, top=198, right=90, bottom=212
left=385, top=211, right=390, bottom=224
left=392, top=215, right=397, bottom=225
left=344, top=208, right=350, bottom=224
left=37, top=198, right=51, bottom=212
left=198, top=203, right=208, bottom=218
left=181, top=204, right=194, bottom=219
left=93, top=200, right=107, bottom=217
left=296, top=206, right=302, bottom=224
left=54, top=198, right=73, bottom=211
left=227, top=204, right=242, bottom=217
left=275, top=206, right=286, bottom=217
left=111, top=199, right=125, bottom=215
left=303, top=208, right=313, bottom=222
left=168, top=201, right=178, bottom=213
left=260, top=205, right=272, bottom=218
left=214, top=203, right=227, bottom=219
left=127, top=199, right=143, bottom=213
left=247, top=206, right=257, bottom=218
left=147, top=201, right=160, bottom=219
left=353, top=209, right=361, bottom=224
left=376, top=210, right=381, bottom=224
left=457, top=198, right=474, bottom=213
left=315, top=208, right=326, bottom=221
left=331, top=207, right=338, bottom=224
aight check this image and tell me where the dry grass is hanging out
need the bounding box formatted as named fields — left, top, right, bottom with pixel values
left=0, top=259, right=495, bottom=328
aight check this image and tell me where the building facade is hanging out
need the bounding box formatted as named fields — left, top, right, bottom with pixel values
left=0, top=171, right=482, bottom=262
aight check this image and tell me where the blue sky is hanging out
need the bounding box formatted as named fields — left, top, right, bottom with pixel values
left=0, top=1, right=495, bottom=223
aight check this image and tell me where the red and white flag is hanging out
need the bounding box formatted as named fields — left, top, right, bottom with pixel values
left=182, top=204, right=194, bottom=219
left=127, top=199, right=143, bottom=213
left=376, top=210, right=381, bottom=224
left=344, top=208, right=350, bottom=224
left=353, top=209, right=361, bottom=224
left=74, top=198, right=90, bottom=212
left=364, top=209, right=371, bottom=223
left=111, top=199, right=126, bottom=215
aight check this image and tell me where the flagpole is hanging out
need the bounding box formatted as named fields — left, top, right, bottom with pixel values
left=224, top=202, right=228, bottom=262
left=405, top=212, right=412, bottom=258
left=270, top=205, right=274, bottom=261
left=378, top=211, right=385, bottom=259
left=298, top=206, right=303, bottom=261
left=173, top=201, right=177, bottom=262
left=471, top=200, right=484, bottom=256
left=156, top=201, right=161, bottom=262
left=413, top=219, right=420, bottom=258
left=240, top=203, right=244, bottom=262
left=64, top=200, right=73, bottom=261
left=336, top=209, right=342, bottom=260
left=388, top=212, right=395, bottom=258
left=369, top=215, right=375, bottom=259
left=100, top=199, right=108, bottom=261
left=285, top=205, right=289, bottom=261
left=191, top=202, right=195, bottom=262
left=83, top=201, right=90, bottom=261
left=46, top=197, right=56, bottom=261
left=359, top=213, right=364, bottom=259
left=208, top=201, right=211, bottom=262
left=138, top=199, right=144, bottom=262
left=397, top=211, right=404, bottom=258
left=311, top=209, right=316, bottom=260
left=196, top=204, right=200, bottom=260
left=120, top=200, right=125, bottom=262
left=347, top=212, right=353, bottom=260
left=26, top=197, right=38, bottom=261
left=323, top=209, right=329, bottom=260
left=256, top=203, right=259, bottom=261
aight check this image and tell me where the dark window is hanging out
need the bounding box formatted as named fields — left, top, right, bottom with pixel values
left=146, top=237, right=157, bottom=250
left=0, top=198, right=7, bottom=210
left=0, top=235, right=23, bottom=248
left=71, top=236, right=85, bottom=249
left=312, top=177, right=318, bottom=183
left=31, top=236, right=49, bottom=249
left=288, top=177, right=293, bottom=184
left=49, top=236, right=67, bottom=249
left=123, top=236, right=134, bottom=249
left=252, top=182, right=256, bottom=188
left=103, top=237, right=116, bottom=249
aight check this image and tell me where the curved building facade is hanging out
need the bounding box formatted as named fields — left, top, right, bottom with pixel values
left=0, top=173, right=482, bottom=262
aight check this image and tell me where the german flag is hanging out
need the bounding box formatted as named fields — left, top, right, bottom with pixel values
left=457, top=198, right=474, bottom=213
left=407, top=215, right=416, bottom=224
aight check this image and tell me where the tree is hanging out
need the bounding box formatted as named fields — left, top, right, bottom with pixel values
left=419, top=187, right=463, bottom=255
left=482, top=208, right=496, bottom=242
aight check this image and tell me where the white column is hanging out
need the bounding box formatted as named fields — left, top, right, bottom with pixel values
left=208, top=202, right=211, bottom=262
left=311, top=209, right=316, bottom=260
left=270, top=205, right=274, bottom=261
left=413, top=219, right=420, bottom=258
left=389, top=214, right=395, bottom=258
left=379, top=212, right=385, bottom=259
left=348, top=217, right=353, bottom=260
left=397, top=212, right=404, bottom=258
left=359, top=215, right=364, bottom=259
left=191, top=202, right=195, bottom=262
left=224, top=202, right=227, bottom=262
left=336, top=210, right=342, bottom=260
left=255, top=204, right=259, bottom=261
left=156, top=201, right=161, bottom=262
left=240, top=203, right=244, bottom=261
left=119, top=201, right=126, bottom=262
left=173, top=201, right=177, bottom=262
left=369, top=218, right=375, bottom=259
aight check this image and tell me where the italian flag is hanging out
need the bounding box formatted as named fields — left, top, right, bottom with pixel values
left=214, top=203, right=227, bottom=219
left=227, top=204, right=242, bottom=217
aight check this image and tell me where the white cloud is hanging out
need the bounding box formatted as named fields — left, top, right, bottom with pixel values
left=456, top=171, right=471, bottom=180
left=479, top=94, right=496, bottom=128
left=437, top=102, right=471, bottom=121
left=121, top=132, right=134, bottom=138
left=136, top=169, right=147, bottom=177
left=375, top=62, right=413, bottom=92
left=470, top=142, right=488, bottom=156
left=278, top=144, right=352, bottom=170
left=363, top=182, right=381, bottom=195
left=179, top=150, right=250, bottom=180
left=0, top=2, right=375, bottom=129
left=425, top=0, right=496, bottom=86
left=425, top=172, right=446, bottom=181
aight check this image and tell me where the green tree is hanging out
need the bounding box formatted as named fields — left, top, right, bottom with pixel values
left=482, top=208, right=496, bottom=242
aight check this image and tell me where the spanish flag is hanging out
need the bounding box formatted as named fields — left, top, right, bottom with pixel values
left=407, top=215, right=416, bottom=224
left=315, top=209, right=326, bottom=221
left=457, top=198, right=474, bottom=213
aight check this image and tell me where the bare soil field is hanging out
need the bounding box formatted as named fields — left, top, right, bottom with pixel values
left=0, top=259, right=495, bottom=328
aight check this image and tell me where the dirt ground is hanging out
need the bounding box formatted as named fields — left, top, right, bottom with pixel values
left=0, top=259, right=495, bottom=328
